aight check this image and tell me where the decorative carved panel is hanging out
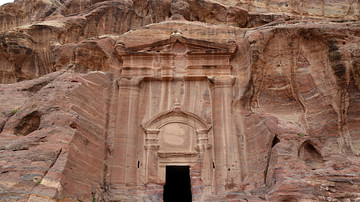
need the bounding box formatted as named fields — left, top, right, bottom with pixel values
left=158, top=123, right=195, bottom=152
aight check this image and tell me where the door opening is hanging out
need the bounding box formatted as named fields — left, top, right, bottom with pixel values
left=163, top=166, right=192, bottom=202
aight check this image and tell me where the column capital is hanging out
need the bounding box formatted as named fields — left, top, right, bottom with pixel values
left=144, top=145, right=160, bottom=150
left=144, top=129, right=160, bottom=135
left=196, top=129, right=210, bottom=134
left=117, top=76, right=144, bottom=90
left=208, top=76, right=235, bottom=88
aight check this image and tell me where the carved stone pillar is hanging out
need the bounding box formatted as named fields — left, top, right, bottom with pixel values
left=209, top=76, right=240, bottom=193
left=144, top=129, right=160, bottom=183
left=111, top=77, right=142, bottom=185
left=196, top=129, right=212, bottom=193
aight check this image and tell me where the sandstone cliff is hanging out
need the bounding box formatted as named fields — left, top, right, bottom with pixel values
left=0, top=0, right=360, bottom=201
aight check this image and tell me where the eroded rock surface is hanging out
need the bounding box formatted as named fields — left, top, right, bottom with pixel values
left=0, top=0, right=360, bottom=202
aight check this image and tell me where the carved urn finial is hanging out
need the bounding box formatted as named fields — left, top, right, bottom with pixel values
left=172, top=98, right=181, bottom=111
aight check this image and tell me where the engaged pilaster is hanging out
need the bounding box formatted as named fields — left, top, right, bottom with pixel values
left=144, top=129, right=160, bottom=183
left=111, top=77, right=142, bottom=186
left=209, top=76, right=240, bottom=193
left=196, top=129, right=212, bottom=194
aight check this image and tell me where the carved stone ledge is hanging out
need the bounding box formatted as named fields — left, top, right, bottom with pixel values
left=157, top=151, right=198, bottom=158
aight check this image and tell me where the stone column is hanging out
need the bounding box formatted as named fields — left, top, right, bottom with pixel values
left=196, top=129, right=212, bottom=195
left=144, top=129, right=160, bottom=183
left=111, top=77, right=142, bottom=186
left=209, top=76, right=240, bottom=193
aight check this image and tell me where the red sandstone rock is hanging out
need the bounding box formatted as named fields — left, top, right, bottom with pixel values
left=0, top=0, right=360, bottom=202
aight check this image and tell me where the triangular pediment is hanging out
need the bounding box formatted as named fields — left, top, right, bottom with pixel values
left=116, top=35, right=237, bottom=56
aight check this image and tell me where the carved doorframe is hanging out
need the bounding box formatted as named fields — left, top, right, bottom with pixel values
left=142, top=104, right=212, bottom=189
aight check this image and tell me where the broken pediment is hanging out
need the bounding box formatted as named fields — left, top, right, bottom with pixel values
left=115, top=29, right=237, bottom=77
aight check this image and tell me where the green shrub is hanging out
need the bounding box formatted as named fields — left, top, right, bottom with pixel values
left=11, top=109, right=18, bottom=115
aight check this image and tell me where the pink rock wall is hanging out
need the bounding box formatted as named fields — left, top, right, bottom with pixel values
left=0, top=0, right=359, bottom=202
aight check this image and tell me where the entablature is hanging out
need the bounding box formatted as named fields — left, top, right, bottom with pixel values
left=115, top=30, right=237, bottom=78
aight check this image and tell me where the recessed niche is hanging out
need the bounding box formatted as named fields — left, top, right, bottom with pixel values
left=14, top=111, right=41, bottom=136
left=298, top=141, right=324, bottom=169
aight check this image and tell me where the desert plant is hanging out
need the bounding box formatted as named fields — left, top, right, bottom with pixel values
left=11, top=109, right=18, bottom=115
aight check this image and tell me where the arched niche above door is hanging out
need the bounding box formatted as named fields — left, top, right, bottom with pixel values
left=142, top=106, right=212, bottom=152
left=143, top=105, right=210, bottom=130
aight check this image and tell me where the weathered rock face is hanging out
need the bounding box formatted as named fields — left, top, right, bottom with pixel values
left=0, top=0, right=360, bottom=202
left=236, top=0, right=360, bottom=20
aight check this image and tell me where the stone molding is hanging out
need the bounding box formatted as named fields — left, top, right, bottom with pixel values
left=157, top=151, right=198, bottom=158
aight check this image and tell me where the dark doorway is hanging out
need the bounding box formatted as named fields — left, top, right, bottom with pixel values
left=163, top=166, right=192, bottom=202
